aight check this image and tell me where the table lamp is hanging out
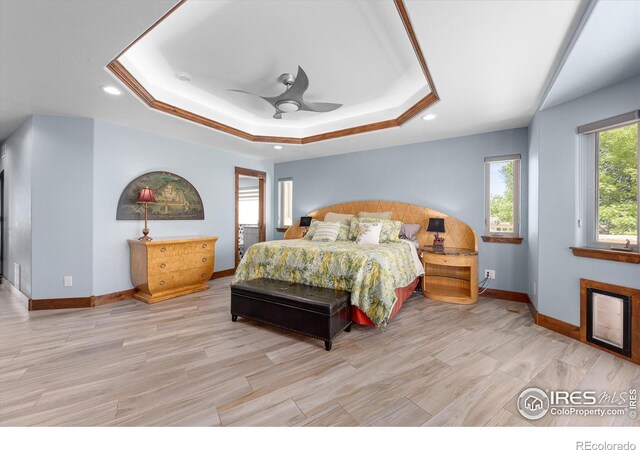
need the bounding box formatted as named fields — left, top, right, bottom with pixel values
left=299, top=216, right=312, bottom=237
left=427, top=218, right=445, bottom=250
left=137, top=186, right=156, bottom=241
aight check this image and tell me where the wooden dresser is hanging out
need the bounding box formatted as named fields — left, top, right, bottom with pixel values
left=128, top=236, right=218, bottom=303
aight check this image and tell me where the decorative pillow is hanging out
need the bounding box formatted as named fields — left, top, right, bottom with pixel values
left=399, top=224, right=421, bottom=240
left=358, top=211, right=392, bottom=220
left=355, top=222, right=382, bottom=245
left=303, top=219, right=321, bottom=240
left=349, top=217, right=402, bottom=242
left=336, top=223, right=350, bottom=241
left=311, top=222, right=341, bottom=242
left=324, top=212, right=355, bottom=226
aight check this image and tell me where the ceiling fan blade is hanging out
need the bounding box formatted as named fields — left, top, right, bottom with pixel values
left=227, top=88, right=259, bottom=96
left=229, top=88, right=281, bottom=111
left=273, top=112, right=283, bottom=119
left=286, top=66, right=309, bottom=98
left=301, top=101, right=343, bottom=113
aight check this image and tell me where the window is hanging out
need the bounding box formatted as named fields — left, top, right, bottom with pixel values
left=484, top=154, right=521, bottom=237
left=278, top=178, right=293, bottom=229
left=580, top=112, right=639, bottom=252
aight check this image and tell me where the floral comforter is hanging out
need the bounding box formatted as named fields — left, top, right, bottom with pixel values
left=233, top=239, right=424, bottom=327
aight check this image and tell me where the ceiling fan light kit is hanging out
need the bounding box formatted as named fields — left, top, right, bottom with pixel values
left=276, top=100, right=301, bottom=113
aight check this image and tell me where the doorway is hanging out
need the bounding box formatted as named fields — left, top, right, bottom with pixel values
left=1, top=170, right=4, bottom=284
left=235, top=167, right=266, bottom=268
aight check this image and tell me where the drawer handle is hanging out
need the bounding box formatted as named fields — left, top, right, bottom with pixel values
left=160, top=247, right=167, bottom=253
left=202, top=257, right=207, bottom=262
left=159, top=280, right=165, bottom=286
left=202, top=243, right=208, bottom=248
left=160, top=263, right=166, bottom=268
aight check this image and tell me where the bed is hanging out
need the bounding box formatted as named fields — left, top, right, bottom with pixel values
left=234, top=200, right=478, bottom=328
left=234, top=239, right=423, bottom=328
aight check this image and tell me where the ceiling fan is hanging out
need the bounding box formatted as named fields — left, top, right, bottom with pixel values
left=229, top=66, right=342, bottom=119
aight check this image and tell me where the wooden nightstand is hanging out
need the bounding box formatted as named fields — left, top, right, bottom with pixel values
left=421, top=246, right=478, bottom=304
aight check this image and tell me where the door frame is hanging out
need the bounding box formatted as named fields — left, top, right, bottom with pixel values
left=0, top=170, right=3, bottom=283
left=235, top=167, right=267, bottom=268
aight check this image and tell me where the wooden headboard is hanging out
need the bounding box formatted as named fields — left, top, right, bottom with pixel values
left=283, top=200, right=478, bottom=251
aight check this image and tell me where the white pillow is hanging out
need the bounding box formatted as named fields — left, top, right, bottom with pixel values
left=355, top=222, right=382, bottom=245
left=311, top=221, right=341, bottom=242
left=324, top=212, right=355, bottom=226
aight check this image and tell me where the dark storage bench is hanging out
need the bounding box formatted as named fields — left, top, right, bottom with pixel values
left=230, top=279, right=352, bottom=351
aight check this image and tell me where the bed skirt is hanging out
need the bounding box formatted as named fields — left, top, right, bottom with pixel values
left=351, top=277, right=420, bottom=327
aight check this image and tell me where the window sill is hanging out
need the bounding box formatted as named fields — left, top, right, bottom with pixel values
left=481, top=236, right=523, bottom=244
left=570, top=247, right=640, bottom=264
left=276, top=227, right=289, bottom=233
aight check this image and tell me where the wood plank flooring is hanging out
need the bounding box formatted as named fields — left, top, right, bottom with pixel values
left=1, top=278, right=638, bottom=426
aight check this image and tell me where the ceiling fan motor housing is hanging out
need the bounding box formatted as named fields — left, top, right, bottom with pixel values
left=278, top=73, right=296, bottom=87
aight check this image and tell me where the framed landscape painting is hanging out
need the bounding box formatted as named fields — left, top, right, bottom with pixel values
left=117, top=171, right=204, bottom=220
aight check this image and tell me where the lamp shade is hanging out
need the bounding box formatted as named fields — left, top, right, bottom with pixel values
left=299, top=216, right=312, bottom=227
left=137, top=186, right=156, bottom=203
left=427, top=218, right=445, bottom=233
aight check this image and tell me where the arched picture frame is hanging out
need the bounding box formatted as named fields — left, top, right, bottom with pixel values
left=116, top=171, right=204, bottom=220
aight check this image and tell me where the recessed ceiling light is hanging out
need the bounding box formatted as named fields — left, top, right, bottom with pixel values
left=422, top=113, right=437, bottom=121
left=176, top=72, right=192, bottom=82
left=101, top=85, right=122, bottom=96
left=273, top=145, right=283, bottom=150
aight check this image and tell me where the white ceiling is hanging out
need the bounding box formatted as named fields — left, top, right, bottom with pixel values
left=542, top=0, right=640, bottom=110
left=0, top=0, right=586, bottom=162
left=120, top=0, right=429, bottom=137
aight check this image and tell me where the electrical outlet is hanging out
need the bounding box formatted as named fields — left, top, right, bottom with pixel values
left=533, top=282, right=537, bottom=295
left=484, top=269, right=496, bottom=280
left=64, top=276, right=73, bottom=287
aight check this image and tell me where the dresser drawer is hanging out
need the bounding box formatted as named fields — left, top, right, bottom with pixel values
left=151, top=254, right=214, bottom=273
left=147, top=241, right=215, bottom=259
left=148, top=267, right=214, bottom=292
left=192, top=240, right=215, bottom=254
left=147, top=242, right=198, bottom=259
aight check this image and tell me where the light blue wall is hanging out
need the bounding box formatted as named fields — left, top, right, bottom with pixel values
left=30, top=116, right=94, bottom=299
left=0, top=117, right=33, bottom=297
left=92, top=120, right=273, bottom=295
left=533, top=76, right=640, bottom=325
left=275, top=128, right=529, bottom=293
left=2, top=114, right=273, bottom=299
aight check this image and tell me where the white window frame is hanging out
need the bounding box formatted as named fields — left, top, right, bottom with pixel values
left=580, top=113, right=640, bottom=252
left=484, top=154, right=521, bottom=238
left=277, top=177, right=293, bottom=229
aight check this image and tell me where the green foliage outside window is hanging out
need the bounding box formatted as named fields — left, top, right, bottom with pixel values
left=598, top=124, right=638, bottom=238
left=490, top=161, right=514, bottom=228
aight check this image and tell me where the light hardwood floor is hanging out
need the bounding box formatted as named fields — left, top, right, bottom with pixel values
left=0, top=278, right=638, bottom=426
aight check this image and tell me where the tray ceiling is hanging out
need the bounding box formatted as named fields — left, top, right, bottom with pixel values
left=0, top=0, right=588, bottom=162
left=108, top=0, right=438, bottom=143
